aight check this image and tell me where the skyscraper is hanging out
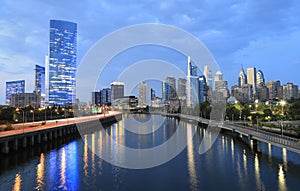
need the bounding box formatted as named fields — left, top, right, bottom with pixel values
left=256, top=70, right=265, bottom=86
left=266, top=81, right=276, bottom=99
left=214, top=71, right=229, bottom=100
left=177, top=78, right=187, bottom=98
left=6, top=80, right=25, bottom=104
left=47, top=20, right=77, bottom=106
left=199, top=75, right=207, bottom=102
left=283, top=83, right=299, bottom=100
left=238, top=66, right=247, bottom=87
left=203, top=65, right=213, bottom=88
left=162, top=77, right=176, bottom=102
left=35, top=65, right=45, bottom=106
left=100, top=88, right=111, bottom=105
left=151, top=88, right=156, bottom=100
left=111, top=82, right=124, bottom=100
left=138, top=82, right=151, bottom=107
left=35, top=65, right=45, bottom=95
left=247, top=67, right=257, bottom=95
left=186, top=56, right=199, bottom=107
left=92, top=91, right=101, bottom=105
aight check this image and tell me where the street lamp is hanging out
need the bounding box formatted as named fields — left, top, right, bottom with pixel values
left=16, top=108, right=25, bottom=133
left=38, top=107, right=46, bottom=124
left=30, top=110, right=35, bottom=124
left=255, top=99, right=259, bottom=112
left=279, top=100, right=286, bottom=116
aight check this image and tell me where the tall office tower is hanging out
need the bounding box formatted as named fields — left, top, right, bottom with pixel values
left=35, top=65, right=45, bottom=106
left=266, top=81, right=276, bottom=100
left=111, top=82, right=124, bottom=100
left=214, top=71, right=229, bottom=99
left=48, top=20, right=77, bottom=106
left=242, top=84, right=253, bottom=102
left=247, top=67, right=257, bottom=95
left=177, top=78, right=187, bottom=98
left=151, top=88, right=156, bottom=100
left=198, top=75, right=207, bottom=102
left=100, top=88, right=111, bottom=105
left=203, top=65, right=213, bottom=88
left=138, top=82, right=151, bottom=107
left=35, top=65, right=45, bottom=95
left=238, top=66, right=247, bottom=87
left=274, top=80, right=281, bottom=98
left=186, top=56, right=199, bottom=107
left=258, top=84, right=269, bottom=101
left=162, top=77, right=176, bottom=102
left=166, top=77, right=176, bottom=99
left=6, top=80, right=25, bottom=104
left=256, top=70, right=265, bottom=86
left=92, top=91, right=101, bottom=105
left=283, top=83, right=299, bottom=100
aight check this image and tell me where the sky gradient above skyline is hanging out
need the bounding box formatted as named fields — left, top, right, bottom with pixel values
left=0, top=0, right=300, bottom=104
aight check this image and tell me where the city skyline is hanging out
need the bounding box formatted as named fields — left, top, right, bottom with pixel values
left=1, top=1, right=300, bottom=104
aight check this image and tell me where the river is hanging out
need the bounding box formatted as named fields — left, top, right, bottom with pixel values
left=0, top=114, right=300, bottom=190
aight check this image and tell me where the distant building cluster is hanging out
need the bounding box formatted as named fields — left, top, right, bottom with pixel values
left=231, top=66, right=299, bottom=102
left=92, top=56, right=229, bottom=110
left=3, top=19, right=299, bottom=109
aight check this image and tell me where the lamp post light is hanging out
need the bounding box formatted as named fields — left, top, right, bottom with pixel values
left=16, top=108, right=25, bottom=133
left=279, top=100, right=286, bottom=116
left=30, top=109, right=35, bottom=124
left=255, top=99, right=259, bottom=113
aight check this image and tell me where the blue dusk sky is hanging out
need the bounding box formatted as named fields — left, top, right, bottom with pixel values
left=0, top=0, right=300, bottom=103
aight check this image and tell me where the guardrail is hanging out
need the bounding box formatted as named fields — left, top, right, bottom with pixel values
left=161, top=112, right=300, bottom=152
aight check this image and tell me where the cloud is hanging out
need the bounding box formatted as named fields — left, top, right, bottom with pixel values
left=0, top=0, right=300, bottom=103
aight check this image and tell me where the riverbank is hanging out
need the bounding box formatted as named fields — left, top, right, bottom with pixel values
left=0, top=112, right=122, bottom=154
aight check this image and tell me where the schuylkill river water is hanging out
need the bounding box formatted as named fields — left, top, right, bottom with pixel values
left=1, top=114, right=300, bottom=191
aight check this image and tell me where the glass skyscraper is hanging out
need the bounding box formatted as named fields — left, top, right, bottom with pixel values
left=35, top=65, right=45, bottom=95
left=100, top=88, right=111, bottom=105
left=6, top=80, right=25, bottom=104
left=47, top=20, right=77, bottom=106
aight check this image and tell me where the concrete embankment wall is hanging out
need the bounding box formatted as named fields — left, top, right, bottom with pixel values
left=0, top=114, right=122, bottom=154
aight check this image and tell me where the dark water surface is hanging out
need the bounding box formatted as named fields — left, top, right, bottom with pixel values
left=1, top=114, right=300, bottom=191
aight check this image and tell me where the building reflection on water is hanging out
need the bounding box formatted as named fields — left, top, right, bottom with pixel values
left=186, top=123, right=198, bottom=191
left=2, top=115, right=300, bottom=191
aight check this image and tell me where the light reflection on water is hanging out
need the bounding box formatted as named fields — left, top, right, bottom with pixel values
left=1, top=114, right=300, bottom=191
left=187, top=123, right=198, bottom=191
left=13, top=173, right=21, bottom=191
left=35, top=153, right=44, bottom=190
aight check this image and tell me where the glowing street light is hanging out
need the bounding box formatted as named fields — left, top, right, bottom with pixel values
left=16, top=108, right=25, bottom=133
left=30, top=110, right=35, bottom=124
left=279, top=100, right=286, bottom=115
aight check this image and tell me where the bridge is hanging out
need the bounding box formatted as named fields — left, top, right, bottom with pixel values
left=163, top=113, right=300, bottom=154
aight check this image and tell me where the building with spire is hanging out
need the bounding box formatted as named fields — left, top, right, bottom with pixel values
left=238, top=66, right=247, bottom=87
left=256, top=70, right=265, bottom=86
